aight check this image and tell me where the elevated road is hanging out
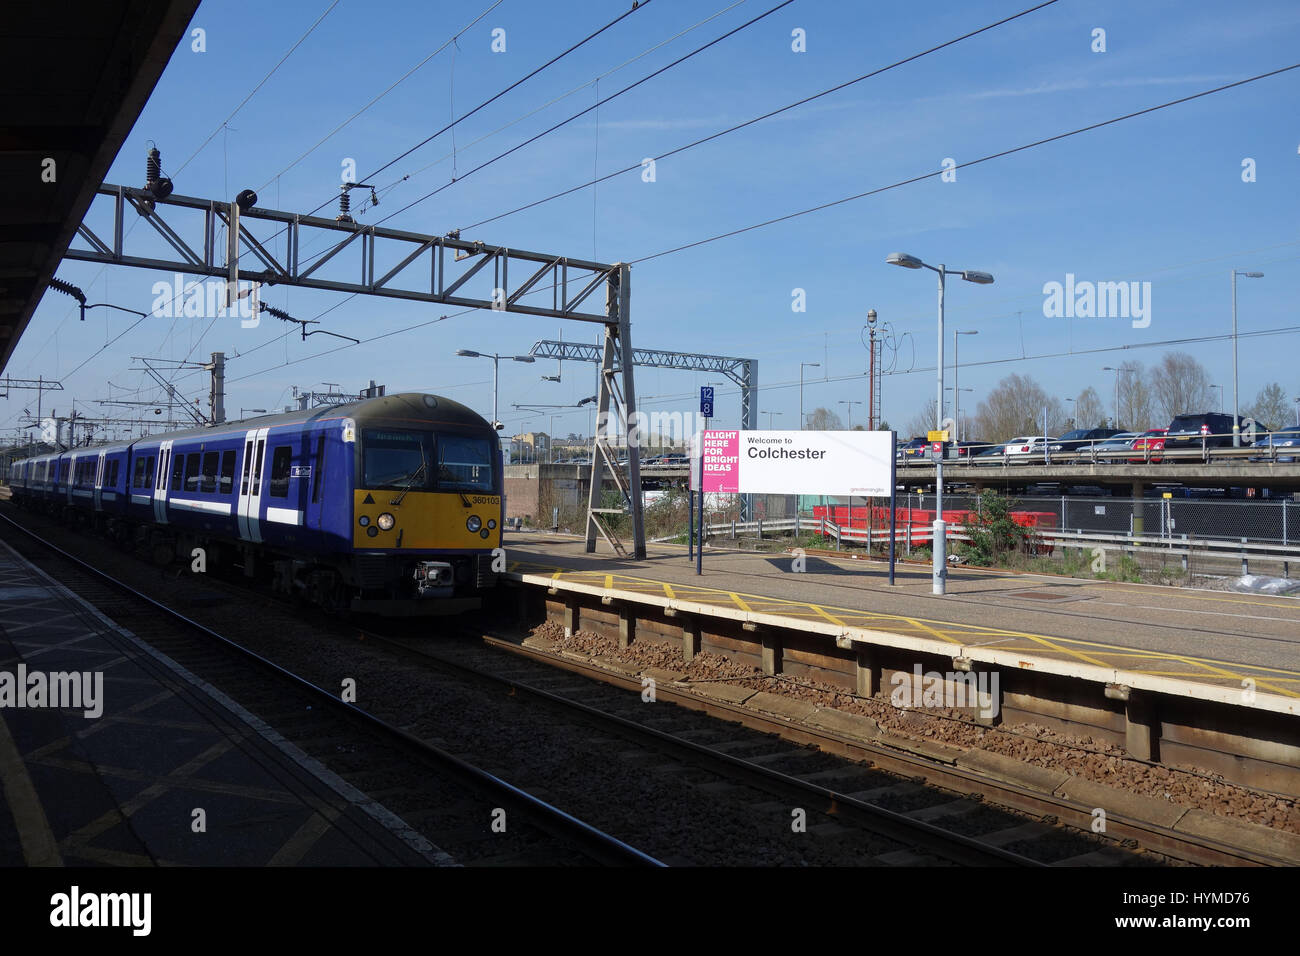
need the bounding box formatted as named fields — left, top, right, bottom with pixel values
left=898, top=458, right=1300, bottom=492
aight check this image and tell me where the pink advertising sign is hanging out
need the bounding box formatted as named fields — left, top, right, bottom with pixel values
left=699, top=430, right=739, bottom=492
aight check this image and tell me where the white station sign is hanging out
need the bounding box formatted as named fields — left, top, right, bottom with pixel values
left=695, top=430, right=893, bottom=496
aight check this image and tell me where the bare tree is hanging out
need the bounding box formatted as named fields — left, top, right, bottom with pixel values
left=804, top=406, right=844, bottom=430
left=1150, top=352, right=1211, bottom=423
left=1247, top=382, right=1290, bottom=430
left=972, top=374, right=1066, bottom=441
left=1074, top=387, right=1105, bottom=429
left=1112, top=360, right=1156, bottom=431
left=903, top=398, right=938, bottom=439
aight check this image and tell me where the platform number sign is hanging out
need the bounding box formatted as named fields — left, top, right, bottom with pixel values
left=700, top=386, right=714, bottom=418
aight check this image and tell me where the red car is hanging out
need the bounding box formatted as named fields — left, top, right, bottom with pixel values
left=1129, top=428, right=1167, bottom=463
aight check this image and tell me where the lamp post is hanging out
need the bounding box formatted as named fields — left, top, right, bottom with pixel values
left=886, top=253, right=994, bottom=596
left=764, top=411, right=782, bottom=429
left=1101, top=367, right=1120, bottom=429
left=1209, top=384, right=1223, bottom=413
left=455, top=349, right=536, bottom=430
left=800, top=362, right=820, bottom=429
left=838, top=400, right=863, bottom=429
left=953, top=329, right=978, bottom=441
left=1231, top=270, right=1264, bottom=446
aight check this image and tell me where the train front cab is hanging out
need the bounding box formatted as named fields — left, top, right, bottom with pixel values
left=345, top=402, right=502, bottom=615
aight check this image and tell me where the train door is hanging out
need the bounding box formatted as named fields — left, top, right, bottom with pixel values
left=93, top=451, right=106, bottom=512
left=237, top=427, right=269, bottom=543
left=153, top=440, right=173, bottom=523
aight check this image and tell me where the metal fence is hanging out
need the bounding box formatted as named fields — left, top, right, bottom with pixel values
left=882, top=493, right=1298, bottom=548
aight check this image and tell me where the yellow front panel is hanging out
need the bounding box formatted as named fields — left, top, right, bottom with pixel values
left=352, top=489, right=501, bottom=550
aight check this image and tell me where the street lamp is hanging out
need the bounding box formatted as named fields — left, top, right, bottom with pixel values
left=953, top=329, right=978, bottom=441
left=1102, top=367, right=1121, bottom=428
left=456, top=348, right=535, bottom=430
left=240, top=408, right=267, bottom=418
left=886, top=252, right=994, bottom=596
left=764, top=410, right=782, bottom=429
left=1231, top=270, right=1264, bottom=446
left=1064, top=396, right=1076, bottom=430
left=800, top=362, right=820, bottom=429
left=1209, top=384, right=1223, bottom=413
left=838, top=400, right=863, bottom=429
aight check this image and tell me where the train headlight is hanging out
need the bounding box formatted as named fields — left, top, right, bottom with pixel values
left=487, top=519, right=496, bottom=530
left=480, top=528, right=490, bottom=539
left=466, top=515, right=482, bottom=533
left=377, top=512, right=395, bottom=531
left=366, top=526, right=379, bottom=538
left=358, top=515, right=370, bottom=527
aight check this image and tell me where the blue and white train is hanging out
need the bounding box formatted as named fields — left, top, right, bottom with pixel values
left=10, top=392, right=502, bottom=615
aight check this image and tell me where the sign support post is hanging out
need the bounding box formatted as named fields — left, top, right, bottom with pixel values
left=889, top=431, right=897, bottom=585
left=696, top=487, right=704, bottom=575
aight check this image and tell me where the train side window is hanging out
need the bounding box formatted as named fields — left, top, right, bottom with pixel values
left=185, top=453, right=202, bottom=492
left=240, top=440, right=253, bottom=495
left=147, top=456, right=156, bottom=488
left=220, top=450, right=236, bottom=494
left=252, top=442, right=265, bottom=495
left=108, top=461, right=120, bottom=487
left=268, top=446, right=292, bottom=498
left=311, top=436, right=324, bottom=503
left=200, top=452, right=219, bottom=493
left=171, top=454, right=185, bottom=492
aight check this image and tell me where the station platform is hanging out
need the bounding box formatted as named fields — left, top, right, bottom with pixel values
left=0, top=540, right=450, bottom=867
left=504, top=533, right=1300, bottom=715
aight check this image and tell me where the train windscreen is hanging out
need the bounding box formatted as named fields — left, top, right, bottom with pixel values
left=362, top=429, right=494, bottom=492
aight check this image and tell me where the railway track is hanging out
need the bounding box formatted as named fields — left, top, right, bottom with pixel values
left=0, top=506, right=1027, bottom=865
left=449, top=624, right=1289, bottom=867
left=0, top=512, right=660, bottom=867
left=358, top=625, right=1055, bottom=866
left=4, top=503, right=1286, bottom=866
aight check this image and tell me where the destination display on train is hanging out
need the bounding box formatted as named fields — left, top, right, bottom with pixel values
left=694, top=430, right=893, bottom=496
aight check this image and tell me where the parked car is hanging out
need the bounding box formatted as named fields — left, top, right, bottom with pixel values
left=1163, top=412, right=1239, bottom=453
left=1091, top=432, right=1140, bottom=456
left=1250, top=425, right=1300, bottom=462
left=948, top=439, right=990, bottom=460
left=1004, top=435, right=1057, bottom=460
left=972, top=442, right=1010, bottom=464
left=896, top=437, right=929, bottom=460
left=1048, top=427, right=1126, bottom=454
left=1128, top=428, right=1168, bottom=463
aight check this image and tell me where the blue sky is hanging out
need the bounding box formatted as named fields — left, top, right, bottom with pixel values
left=8, top=0, right=1299, bottom=441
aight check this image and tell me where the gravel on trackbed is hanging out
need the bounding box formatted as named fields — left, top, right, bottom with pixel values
left=536, top=620, right=1300, bottom=835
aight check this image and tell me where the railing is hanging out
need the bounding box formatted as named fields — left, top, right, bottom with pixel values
left=705, top=516, right=1298, bottom=576
left=896, top=431, right=1299, bottom=468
